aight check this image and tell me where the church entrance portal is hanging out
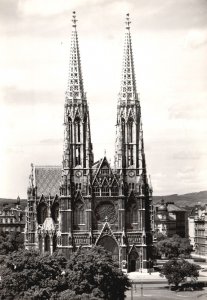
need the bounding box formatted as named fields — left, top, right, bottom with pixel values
left=97, top=236, right=119, bottom=262
left=128, top=250, right=139, bottom=272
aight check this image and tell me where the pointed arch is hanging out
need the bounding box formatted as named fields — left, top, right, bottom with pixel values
left=111, top=180, right=119, bottom=196
left=51, top=201, right=59, bottom=224
left=101, top=178, right=109, bottom=196
left=93, top=179, right=100, bottom=197
left=97, top=235, right=119, bottom=262
left=74, top=115, right=81, bottom=143
left=37, top=202, right=47, bottom=224
left=74, top=200, right=85, bottom=226
left=126, top=194, right=138, bottom=228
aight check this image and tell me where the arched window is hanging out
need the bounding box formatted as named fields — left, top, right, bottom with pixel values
left=68, top=117, right=72, bottom=143
left=128, top=145, right=133, bottom=166
left=75, top=145, right=81, bottom=165
left=126, top=204, right=137, bottom=228
left=75, top=117, right=81, bottom=143
left=51, top=202, right=59, bottom=224
left=128, top=118, right=133, bottom=143
left=45, top=234, right=50, bottom=252
left=74, top=201, right=85, bottom=226
left=121, top=118, right=125, bottom=144
left=37, top=203, right=47, bottom=224
left=111, top=182, right=119, bottom=196
left=101, top=180, right=109, bottom=196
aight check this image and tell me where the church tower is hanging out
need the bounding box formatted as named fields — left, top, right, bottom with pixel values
left=58, top=12, right=94, bottom=257
left=114, top=13, right=153, bottom=270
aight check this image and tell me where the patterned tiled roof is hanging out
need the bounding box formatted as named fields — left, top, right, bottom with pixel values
left=35, top=166, right=62, bottom=197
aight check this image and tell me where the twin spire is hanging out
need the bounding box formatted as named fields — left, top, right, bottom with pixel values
left=66, top=12, right=137, bottom=103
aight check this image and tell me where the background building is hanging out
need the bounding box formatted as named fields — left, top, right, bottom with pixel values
left=25, top=13, right=153, bottom=272
left=154, top=199, right=188, bottom=238
left=193, top=205, right=207, bottom=258
left=0, top=197, right=25, bottom=233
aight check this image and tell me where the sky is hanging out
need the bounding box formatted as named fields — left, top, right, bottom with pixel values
left=0, top=0, right=207, bottom=198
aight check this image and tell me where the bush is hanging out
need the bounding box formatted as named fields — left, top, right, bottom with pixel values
left=194, top=258, right=206, bottom=262
left=179, top=281, right=204, bottom=291
left=160, top=258, right=200, bottom=289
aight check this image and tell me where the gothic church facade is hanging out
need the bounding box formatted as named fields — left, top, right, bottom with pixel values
left=25, top=12, right=153, bottom=272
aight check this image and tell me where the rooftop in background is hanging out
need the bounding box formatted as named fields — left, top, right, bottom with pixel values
left=0, top=197, right=27, bottom=210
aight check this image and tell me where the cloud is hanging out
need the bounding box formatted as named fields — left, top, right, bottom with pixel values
left=1, top=86, right=62, bottom=105
left=172, top=151, right=205, bottom=160
left=1, top=0, right=207, bottom=38
left=168, top=96, right=207, bottom=120
left=40, top=138, right=62, bottom=146
left=0, top=0, right=21, bottom=21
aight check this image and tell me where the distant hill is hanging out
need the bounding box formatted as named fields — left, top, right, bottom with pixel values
left=153, top=191, right=207, bottom=207
left=0, top=191, right=207, bottom=210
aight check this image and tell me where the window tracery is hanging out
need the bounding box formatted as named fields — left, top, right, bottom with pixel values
left=74, top=200, right=85, bottom=225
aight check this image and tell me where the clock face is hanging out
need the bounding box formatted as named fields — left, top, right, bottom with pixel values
left=128, top=171, right=135, bottom=177
left=75, top=171, right=82, bottom=177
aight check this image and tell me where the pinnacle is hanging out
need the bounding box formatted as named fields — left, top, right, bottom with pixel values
left=119, top=14, right=137, bottom=102
left=66, top=12, right=85, bottom=102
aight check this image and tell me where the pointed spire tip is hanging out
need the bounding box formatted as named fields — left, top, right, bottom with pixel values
left=125, top=13, right=131, bottom=30
left=72, top=11, right=77, bottom=28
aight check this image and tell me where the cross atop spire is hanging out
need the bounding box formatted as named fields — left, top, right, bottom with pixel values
left=119, top=14, right=137, bottom=102
left=125, top=13, right=131, bottom=30
left=65, top=11, right=85, bottom=101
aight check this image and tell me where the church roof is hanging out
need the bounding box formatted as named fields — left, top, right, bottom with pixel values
left=34, top=166, right=61, bottom=197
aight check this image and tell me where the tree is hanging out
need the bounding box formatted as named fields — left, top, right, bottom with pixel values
left=155, top=234, right=193, bottom=259
left=0, top=231, right=24, bottom=255
left=0, top=246, right=130, bottom=300
left=64, top=246, right=130, bottom=300
left=0, top=250, right=67, bottom=299
left=160, top=258, right=200, bottom=289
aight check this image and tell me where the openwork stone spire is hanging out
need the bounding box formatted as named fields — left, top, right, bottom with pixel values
left=119, top=13, right=137, bottom=102
left=66, top=11, right=85, bottom=101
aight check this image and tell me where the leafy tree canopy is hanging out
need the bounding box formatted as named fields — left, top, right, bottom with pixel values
left=0, top=231, right=24, bottom=255
left=0, top=246, right=130, bottom=300
left=64, top=246, right=130, bottom=300
left=0, top=250, right=67, bottom=299
left=155, top=234, right=193, bottom=259
left=160, top=258, right=200, bottom=288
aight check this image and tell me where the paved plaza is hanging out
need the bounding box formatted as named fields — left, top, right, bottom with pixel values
left=125, top=270, right=207, bottom=300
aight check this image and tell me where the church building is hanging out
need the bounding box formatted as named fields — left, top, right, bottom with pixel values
left=25, top=12, right=153, bottom=272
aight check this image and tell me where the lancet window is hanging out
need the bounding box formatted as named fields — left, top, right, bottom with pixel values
left=75, top=117, right=81, bottom=143
left=75, top=145, right=81, bottom=165
left=121, top=119, right=125, bottom=144
left=128, top=118, right=133, bottom=143
left=101, top=180, right=109, bottom=196
left=94, top=181, right=100, bottom=196
left=128, top=145, right=133, bottom=166
left=74, top=201, right=85, bottom=225
left=37, top=203, right=47, bottom=224
left=126, top=203, right=138, bottom=228
left=51, top=202, right=59, bottom=224
left=111, top=182, right=119, bottom=196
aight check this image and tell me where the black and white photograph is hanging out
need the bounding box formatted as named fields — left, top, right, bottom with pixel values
left=0, top=1, right=207, bottom=299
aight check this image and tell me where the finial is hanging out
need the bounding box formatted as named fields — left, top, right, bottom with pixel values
left=72, top=11, right=77, bottom=28
left=104, top=149, right=106, bottom=157
left=125, top=13, right=131, bottom=30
